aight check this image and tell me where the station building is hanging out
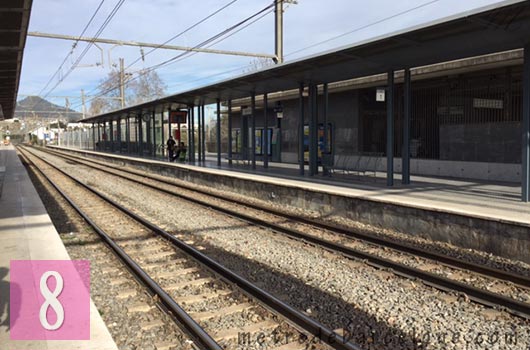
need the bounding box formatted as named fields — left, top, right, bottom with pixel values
left=76, top=0, right=530, bottom=202
left=229, top=49, right=523, bottom=183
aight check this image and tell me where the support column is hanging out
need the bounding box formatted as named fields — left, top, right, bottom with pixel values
left=126, top=116, right=131, bottom=154
left=387, top=70, right=395, bottom=187
left=298, top=83, right=305, bottom=176
left=138, top=115, right=143, bottom=156
left=402, top=68, right=411, bottom=185
left=523, top=44, right=530, bottom=202
left=110, top=120, right=114, bottom=152
left=263, top=93, right=269, bottom=169
left=187, top=107, right=191, bottom=159
left=251, top=92, right=256, bottom=169
left=323, top=83, right=329, bottom=152
left=117, top=118, right=122, bottom=153
left=160, top=111, right=165, bottom=157
left=197, top=103, right=202, bottom=163
left=106, top=120, right=110, bottom=151
left=308, top=83, right=318, bottom=176
left=146, top=114, right=151, bottom=157
left=167, top=107, right=172, bottom=140
left=98, top=122, right=105, bottom=151
left=217, top=99, right=222, bottom=167
left=191, top=106, right=195, bottom=163
left=103, top=121, right=109, bottom=151
left=92, top=123, right=95, bottom=151
left=201, top=104, right=206, bottom=161
left=97, top=123, right=101, bottom=150
left=323, top=83, right=329, bottom=175
left=152, top=110, right=156, bottom=157
left=228, top=100, right=233, bottom=166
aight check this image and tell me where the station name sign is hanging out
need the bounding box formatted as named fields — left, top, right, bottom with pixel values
left=170, top=110, right=188, bottom=123
left=473, top=98, right=503, bottom=109
left=242, top=107, right=252, bottom=116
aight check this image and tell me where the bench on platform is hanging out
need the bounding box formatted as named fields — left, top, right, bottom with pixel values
left=226, top=151, right=251, bottom=165
left=328, top=152, right=383, bottom=179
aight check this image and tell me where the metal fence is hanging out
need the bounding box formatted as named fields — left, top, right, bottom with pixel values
left=360, top=65, right=522, bottom=164
left=58, top=129, right=94, bottom=150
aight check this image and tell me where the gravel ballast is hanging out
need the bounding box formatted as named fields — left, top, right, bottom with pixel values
left=23, top=151, right=192, bottom=350
left=33, top=148, right=530, bottom=350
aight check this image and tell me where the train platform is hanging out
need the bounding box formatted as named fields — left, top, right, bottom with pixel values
left=200, top=154, right=529, bottom=225
left=0, top=145, right=118, bottom=350
left=49, top=146, right=530, bottom=263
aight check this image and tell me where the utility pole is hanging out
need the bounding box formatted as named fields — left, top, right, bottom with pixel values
left=119, top=58, right=125, bottom=109
left=81, top=89, right=86, bottom=119
left=274, top=0, right=297, bottom=64
left=274, top=0, right=284, bottom=64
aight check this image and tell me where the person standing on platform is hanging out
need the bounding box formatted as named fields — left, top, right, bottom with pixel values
left=166, top=136, right=176, bottom=162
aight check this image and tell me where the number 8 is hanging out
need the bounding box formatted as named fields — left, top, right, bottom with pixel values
left=39, top=271, right=65, bottom=331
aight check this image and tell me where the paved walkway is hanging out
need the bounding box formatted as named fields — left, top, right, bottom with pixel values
left=0, top=145, right=117, bottom=350
left=201, top=155, right=530, bottom=225
left=52, top=146, right=530, bottom=226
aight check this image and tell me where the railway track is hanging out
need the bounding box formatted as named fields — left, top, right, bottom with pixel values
left=28, top=146, right=530, bottom=321
left=19, top=146, right=360, bottom=350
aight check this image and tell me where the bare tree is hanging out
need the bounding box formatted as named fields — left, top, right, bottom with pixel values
left=243, top=57, right=275, bottom=74
left=88, top=96, right=108, bottom=116
left=88, top=69, right=122, bottom=115
left=129, top=69, right=167, bottom=105
left=89, top=68, right=167, bottom=115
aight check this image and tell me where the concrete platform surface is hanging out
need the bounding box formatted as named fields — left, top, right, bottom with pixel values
left=53, top=146, right=530, bottom=226
left=0, top=145, right=118, bottom=350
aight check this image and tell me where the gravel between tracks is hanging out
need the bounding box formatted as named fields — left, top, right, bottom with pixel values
left=34, top=149, right=530, bottom=350
left=22, top=151, right=192, bottom=350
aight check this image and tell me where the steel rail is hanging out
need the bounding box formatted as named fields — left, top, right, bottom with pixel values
left=38, top=146, right=530, bottom=320
left=17, top=147, right=223, bottom=350
left=20, top=145, right=362, bottom=350
left=44, top=146, right=530, bottom=289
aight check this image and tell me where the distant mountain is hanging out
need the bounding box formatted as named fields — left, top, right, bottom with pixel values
left=15, top=96, right=82, bottom=121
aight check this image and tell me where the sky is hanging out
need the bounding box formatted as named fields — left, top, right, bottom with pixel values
left=19, top=0, right=510, bottom=112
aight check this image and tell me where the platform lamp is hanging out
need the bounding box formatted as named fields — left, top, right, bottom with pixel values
left=274, top=101, right=283, bottom=119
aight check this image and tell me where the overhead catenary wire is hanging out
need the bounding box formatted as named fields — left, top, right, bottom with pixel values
left=285, top=0, right=441, bottom=57
left=41, top=0, right=127, bottom=101
left=32, top=0, right=107, bottom=111
left=125, top=0, right=240, bottom=70
left=80, top=0, right=441, bottom=112
left=164, top=6, right=277, bottom=92
left=81, top=0, right=241, bottom=100
left=73, top=2, right=275, bottom=111
left=147, top=4, right=275, bottom=72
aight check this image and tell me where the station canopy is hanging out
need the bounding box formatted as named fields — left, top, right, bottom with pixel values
left=0, top=0, right=32, bottom=120
left=81, top=0, right=530, bottom=122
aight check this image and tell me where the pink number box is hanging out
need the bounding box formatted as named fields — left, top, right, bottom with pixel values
left=10, top=260, right=90, bottom=340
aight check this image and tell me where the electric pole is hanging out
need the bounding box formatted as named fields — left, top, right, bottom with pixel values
left=274, top=0, right=284, bottom=64
left=81, top=89, right=86, bottom=119
left=274, top=0, right=297, bottom=64
left=119, top=58, right=125, bottom=108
